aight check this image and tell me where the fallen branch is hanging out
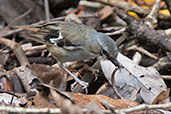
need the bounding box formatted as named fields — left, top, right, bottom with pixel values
left=115, top=9, right=171, bottom=52
left=0, top=38, right=31, bottom=67
left=0, top=103, right=171, bottom=114
left=115, top=103, right=171, bottom=114
left=0, top=106, right=61, bottom=114
left=97, top=0, right=170, bottom=20
left=97, top=0, right=149, bottom=15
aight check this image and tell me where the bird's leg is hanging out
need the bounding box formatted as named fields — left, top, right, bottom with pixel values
left=58, top=62, right=89, bottom=89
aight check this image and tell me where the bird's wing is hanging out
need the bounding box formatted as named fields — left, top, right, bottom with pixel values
left=22, top=22, right=87, bottom=50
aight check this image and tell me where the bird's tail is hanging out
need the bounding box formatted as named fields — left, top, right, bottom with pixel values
left=14, top=25, right=47, bottom=44
left=21, top=33, right=49, bottom=44
left=19, top=24, right=61, bottom=45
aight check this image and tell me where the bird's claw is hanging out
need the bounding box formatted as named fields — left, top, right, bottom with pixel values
left=71, top=80, right=89, bottom=92
left=91, top=69, right=99, bottom=75
left=81, top=81, right=89, bottom=89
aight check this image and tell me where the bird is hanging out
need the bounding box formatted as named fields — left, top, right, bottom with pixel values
left=21, top=21, right=119, bottom=89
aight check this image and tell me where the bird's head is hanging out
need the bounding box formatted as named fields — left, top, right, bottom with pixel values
left=97, top=33, right=119, bottom=63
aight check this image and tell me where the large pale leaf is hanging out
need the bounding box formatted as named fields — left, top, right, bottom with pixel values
left=101, top=53, right=169, bottom=104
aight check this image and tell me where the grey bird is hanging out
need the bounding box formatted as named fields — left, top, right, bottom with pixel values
left=22, top=21, right=119, bottom=88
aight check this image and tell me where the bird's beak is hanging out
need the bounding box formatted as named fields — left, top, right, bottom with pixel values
left=111, top=59, right=123, bottom=68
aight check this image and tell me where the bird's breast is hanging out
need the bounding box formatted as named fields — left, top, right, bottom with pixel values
left=47, top=45, right=97, bottom=63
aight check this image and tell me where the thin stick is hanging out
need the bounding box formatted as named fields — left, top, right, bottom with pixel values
left=115, top=103, right=171, bottom=114
left=6, top=8, right=32, bottom=28
left=0, top=103, right=171, bottom=114
left=44, top=0, right=50, bottom=22
left=162, top=75, right=171, bottom=80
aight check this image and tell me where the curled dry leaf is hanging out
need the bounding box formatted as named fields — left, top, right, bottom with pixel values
left=15, top=65, right=41, bottom=92
left=101, top=53, right=169, bottom=104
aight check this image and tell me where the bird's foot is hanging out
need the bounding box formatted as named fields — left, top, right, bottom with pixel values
left=77, top=79, right=89, bottom=89
left=59, top=63, right=89, bottom=90
left=71, top=80, right=88, bottom=93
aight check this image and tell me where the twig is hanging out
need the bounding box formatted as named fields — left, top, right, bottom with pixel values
left=99, top=26, right=123, bottom=32
left=5, top=8, right=32, bottom=28
left=79, top=1, right=103, bottom=8
left=162, top=75, right=171, bottom=80
left=116, top=32, right=129, bottom=46
left=0, top=14, right=97, bottom=37
left=23, top=45, right=46, bottom=53
left=97, top=0, right=170, bottom=20
left=0, top=89, right=19, bottom=97
left=0, top=103, right=171, bottom=114
left=0, top=106, right=61, bottom=114
left=152, top=55, right=171, bottom=71
left=10, top=90, right=15, bottom=104
left=145, top=0, right=160, bottom=27
left=126, top=45, right=158, bottom=60
left=44, top=0, right=50, bottom=22
left=114, top=103, right=171, bottom=114
left=105, top=27, right=126, bottom=36
left=0, top=38, right=31, bottom=67
left=132, top=52, right=142, bottom=65
left=97, top=0, right=149, bottom=15
left=101, top=100, right=115, bottom=111
left=0, top=28, right=23, bottom=37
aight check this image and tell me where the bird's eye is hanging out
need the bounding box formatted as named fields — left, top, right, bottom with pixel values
left=102, top=49, right=109, bottom=57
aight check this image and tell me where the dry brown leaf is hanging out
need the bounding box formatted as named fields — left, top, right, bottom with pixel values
left=33, top=93, right=56, bottom=108
left=50, top=89, right=83, bottom=114
left=99, top=6, right=114, bottom=20
left=68, top=92, right=140, bottom=110
left=32, top=64, right=67, bottom=90
left=101, top=53, right=169, bottom=104
left=15, top=65, right=41, bottom=92
left=0, top=38, right=31, bottom=67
